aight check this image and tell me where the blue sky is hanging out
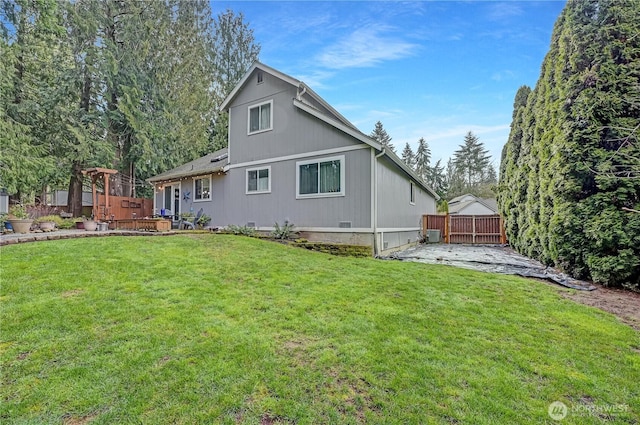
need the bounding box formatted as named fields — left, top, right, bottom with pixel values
left=212, top=1, right=567, bottom=168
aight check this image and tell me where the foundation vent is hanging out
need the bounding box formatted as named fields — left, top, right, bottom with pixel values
left=338, top=221, right=352, bottom=228
left=247, top=222, right=256, bottom=228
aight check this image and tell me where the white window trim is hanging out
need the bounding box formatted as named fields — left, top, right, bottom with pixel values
left=193, top=175, right=212, bottom=202
left=410, top=181, right=416, bottom=205
left=247, top=99, right=273, bottom=135
left=296, top=155, right=345, bottom=199
left=246, top=165, right=271, bottom=194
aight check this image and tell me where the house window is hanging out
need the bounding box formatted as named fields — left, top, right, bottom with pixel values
left=248, top=100, right=272, bottom=134
left=194, top=176, right=211, bottom=201
left=410, top=181, right=416, bottom=205
left=246, top=166, right=271, bottom=194
left=297, top=155, right=345, bottom=198
left=257, top=71, right=263, bottom=84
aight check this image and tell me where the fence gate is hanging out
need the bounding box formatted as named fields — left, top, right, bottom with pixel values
left=422, top=214, right=506, bottom=244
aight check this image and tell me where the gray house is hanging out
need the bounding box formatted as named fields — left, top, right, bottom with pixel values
left=148, top=62, right=439, bottom=254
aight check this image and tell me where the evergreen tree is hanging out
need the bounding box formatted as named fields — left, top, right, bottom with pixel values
left=426, top=159, right=447, bottom=198
left=370, top=121, right=396, bottom=153
left=498, top=0, right=640, bottom=288
left=0, top=0, right=65, bottom=200
left=209, top=9, right=260, bottom=151
left=401, top=142, right=415, bottom=169
left=414, top=137, right=431, bottom=182
left=445, top=158, right=465, bottom=199
left=452, top=131, right=491, bottom=189
left=1, top=0, right=235, bottom=209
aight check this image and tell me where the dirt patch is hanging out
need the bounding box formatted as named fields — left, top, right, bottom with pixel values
left=61, top=289, right=84, bottom=298
left=559, top=284, right=640, bottom=331
left=62, top=412, right=98, bottom=425
left=393, top=244, right=640, bottom=332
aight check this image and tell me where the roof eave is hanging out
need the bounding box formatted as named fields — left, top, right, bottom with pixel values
left=147, top=167, right=226, bottom=184
left=220, top=61, right=301, bottom=111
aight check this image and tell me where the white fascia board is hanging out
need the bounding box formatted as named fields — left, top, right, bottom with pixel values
left=293, top=99, right=382, bottom=151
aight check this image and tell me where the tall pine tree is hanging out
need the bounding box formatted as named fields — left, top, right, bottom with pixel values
left=401, top=143, right=415, bottom=169
left=370, top=121, right=396, bottom=153
left=414, top=137, right=431, bottom=182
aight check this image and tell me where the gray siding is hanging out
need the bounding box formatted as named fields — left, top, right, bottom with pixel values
left=376, top=156, right=436, bottom=229
left=218, top=149, right=372, bottom=229
left=382, top=230, right=421, bottom=252
left=228, top=75, right=361, bottom=165
left=153, top=175, right=226, bottom=222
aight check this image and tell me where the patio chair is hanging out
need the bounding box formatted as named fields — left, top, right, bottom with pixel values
left=181, top=208, right=203, bottom=230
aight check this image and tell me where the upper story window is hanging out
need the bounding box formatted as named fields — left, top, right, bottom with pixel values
left=296, top=155, right=345, bottom=199
left=410, top=181, right=416, bottom=205
left=246, top=166, right=271, bottom=194
left=257, top=71, right=264, bottom=84
left=248, top=100, right=273, bottom=134
left=194, top=176, right=211, bottom=201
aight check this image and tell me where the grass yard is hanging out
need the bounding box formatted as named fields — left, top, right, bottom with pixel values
left=1, top=235, right=639, bottom=424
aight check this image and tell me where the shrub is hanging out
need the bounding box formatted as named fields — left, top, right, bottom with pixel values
left=271, top=220, right=295, bottom=240
left=197, top=213, right=211, bottom=227
left=225, top=225, right=257, bottom=237
left=58, top=219, right=76, bottom=230
left=34, top=215, right=64, bottom=226
left=8, top=205, right=30, bottom=219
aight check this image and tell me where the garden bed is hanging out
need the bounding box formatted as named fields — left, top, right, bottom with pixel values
left=116, top=219, right=171, bottom=231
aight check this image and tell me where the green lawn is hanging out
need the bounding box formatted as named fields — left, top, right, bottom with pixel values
left=1, top=235, right=638, bottom=424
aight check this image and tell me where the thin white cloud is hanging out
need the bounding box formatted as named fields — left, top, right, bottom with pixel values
left=487, top=2, right=524, bottom=20
left=426, top=124, right=510, bottom=142
left=491, top=70, right=515, bottom=82
left=316, top=26, right=418, bottom=69
left=295, top=70, right=336, bottom=90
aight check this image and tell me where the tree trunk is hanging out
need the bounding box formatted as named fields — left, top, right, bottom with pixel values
left=67, top=162, right=84, bottom=217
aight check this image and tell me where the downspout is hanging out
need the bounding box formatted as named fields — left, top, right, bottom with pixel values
left=373, top=148, right=386, bottom=256
left=296, top=84, right=307, bottom=101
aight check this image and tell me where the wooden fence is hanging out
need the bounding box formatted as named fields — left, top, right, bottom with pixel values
left=95, top=195, right=153, bottom=221
left=422, top=214, right=507, bottom=244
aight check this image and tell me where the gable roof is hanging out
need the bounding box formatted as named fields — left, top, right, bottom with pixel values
left=220, top=61, right=439, bottom=200
left=221, top=62, right=358, bottom=131
left=448, top=193, right=498, bottom=214
left=147, top=148, right=228, bottom=183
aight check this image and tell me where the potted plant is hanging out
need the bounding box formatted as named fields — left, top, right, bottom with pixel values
left=83, top=216, right=98, bottom=231
left=197, top=213, right=211, bottom=228
left=34, top=215, right=60, bottom=231
left=7, top=204, right=33, bottom=234
left=74, top=217, right=84, bottom=229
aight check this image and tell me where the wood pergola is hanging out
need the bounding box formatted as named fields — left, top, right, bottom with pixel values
left=82, top=167, right=118, bottom=221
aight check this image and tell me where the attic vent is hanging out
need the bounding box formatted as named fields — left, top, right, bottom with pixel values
left=247, top=222, right=256, bottom=228
left=211, top=153, right=228, bottom=163
left=257, top=71, right=263, bottom=84
left=338, top=221, right=352, bottom=228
